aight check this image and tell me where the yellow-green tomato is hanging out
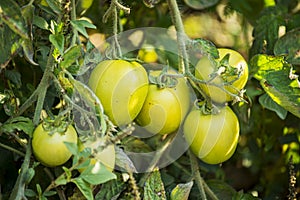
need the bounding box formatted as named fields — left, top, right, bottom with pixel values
left=183, top=106, right=239, bottom=164
left=88, top=60, right=149, bottom=126
left=195, top=48, right=248, bottom=103
left=32, top=124, right=78, bottom=167
left=135, top=70, right=190, bottom=135
left=138, top=44, right=158, bottom=63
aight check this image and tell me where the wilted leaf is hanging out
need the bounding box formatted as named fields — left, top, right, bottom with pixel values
left=71, top=19, right=96, bottom=38
left=144, top=168, right=166, bottom=200
left=72, top=178, right=93, bottom=200
left=258, top=93, right=287, bottom=119
left=170, top=181, right=193, bottom=200
left=274, top=28, right=300, bottom=65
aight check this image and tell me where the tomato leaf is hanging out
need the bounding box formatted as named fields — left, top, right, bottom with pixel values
left=143, top=168, right=166, bottom=200
left=49, top=33, right=64, bottom=55
left=0, top=0, right=29, bottom=39
left=0, top=116, right=34, bottom=136
left=43, top=190, right=57, bottom=197
left=183, top=0, right=219, bottom=10
left=5, top=70, right=22, bottom=87
left=72, top=178, right=93, bottom=200
left=21, top=38, right=39, bottom=66
left=45, top=0, right=61, bottom=14
left=258, top=93, right=287, bottom=120
left=24, top=189, right=36, bottom=197
left=33, top=15, right=49, bottom=30
left=170, top=181, right=193, bottom=200
left=95, top=178, right=126, bottom=200
left=60, top=45, right=82, bottom=69
left=79, top=162, right=116, bottom=185
left=70, top=19, right=96, bottom=38
left=206, top=179, right=237, bottom=199
left=274, top=28, right=300, bottom=65
left=115, top=146, right=137, bottom=173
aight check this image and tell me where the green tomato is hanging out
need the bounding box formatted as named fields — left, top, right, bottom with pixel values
left=88, top=60, right=149, bottom=126
left=195, top=48, right=248, bottom=103
left=183, top=106, right=239, bottom=164
left=135, top=70, right=190, bottom=135
left=32, top=124, right=78, bottom=167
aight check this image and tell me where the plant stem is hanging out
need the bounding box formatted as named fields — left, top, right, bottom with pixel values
left=167, top=0, right=189, bottom=74
left=71, top=0, right=79, bottom=46
left=0, top=142, right=25, bottom=157
left=188, top=150, right=207, bottom=200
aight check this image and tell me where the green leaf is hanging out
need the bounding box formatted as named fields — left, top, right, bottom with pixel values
left=206, top=179, right=237, bottom=200
left=0, top=116, right=34, bottom=136
left=60, top=45, right=82, bottom=69
left=70, top=20, right=96, bottom=38
left=260, top=71, right=300, bottom=118
left=274, top=28, right=300, bottom=65
left=49, top=34, right=64, bottom=55
left=250, top=54, right=285, bottom=81
left=0, top=23, right=19, bottom=65
left=5, top=70, right=21, bottom=87
left=72, top=178, right=93, bottom=200
left=249, top=6, right=286, bottom=57
left=54, top=174, right=68, bottom=186
left=170, top=181, right=193, bottom=200
left=79, top=162, right=116, bottom=185
left=189, top=38, right=219, bottom=59
left=21, top=38, right=39, bottom=65
left=24, top=189, right=36, bottom=197
left=183, top=0, right=219, bottom=10
left=43, top=190, right=57, bottom=197
left=258, top=93, right=287, bottom=119
left=23, top=168, right=35, bottom=184
left=33, top=15, right=49, bottom=30
left=64, top=142, right=79, bottom=156
left=144, top=168, right=166, bottom=200
left=0, top=0, right=29, bottom=39
left=95, top=178, right=126, bottom=200
left=45, top=0, right=61, bottom=14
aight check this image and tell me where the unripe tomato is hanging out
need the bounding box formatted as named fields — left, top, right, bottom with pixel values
left=195, top=48, right=248, bottom=103
left=138, top=44, right=158, bottom=63
left=135, top=70, right=190, bottom=135
left=88, top=60, right=149, bottom=126
left=32, top=124, right=78, bottom=167
left=78, top=138, right=115, bottom=172
left=183, top=106, right=239, bottom=164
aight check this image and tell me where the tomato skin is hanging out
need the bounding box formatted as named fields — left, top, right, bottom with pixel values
left=195, top=48, right=248, bottom=103
left=135, top=70, right=190, bottom=135
left=183, top=106, right=239, bottom=164
left=88, top=60, right=149, bottom=126
left=138, top=44, right=158, bottom=63
left=32, top=124, right=78, bottom=167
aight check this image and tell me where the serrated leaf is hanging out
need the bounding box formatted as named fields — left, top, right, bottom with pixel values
left=0, top=116, right=34, bottom=136
left=274, top=28, right=300, bottom=65
left=60, top=45, right=82, bottom=69
left=249, top=6, right=286, bottom=57
left=72, top=178, right=93, bottom=200
left=183, top=0, right=219, bottom=10
left=33, top=15, right=49, bottom=30
left=170, top=181, right=193, bottom=200
left=79, top=162, right=116, bottom=185
left=0, top=0, right=29, bottom=39
left=71, top=20, right=96, bottom=38
left=258, top=93, right=287, bottom=119
left=21, top=38, right=39, bottom=65
left=144, top=168, right=166, bottom=200
left=260, top=71, right=300, bottom=118
left=49, top=34, right=64, bottom=55
left=95, top=178, right=126, bottom=200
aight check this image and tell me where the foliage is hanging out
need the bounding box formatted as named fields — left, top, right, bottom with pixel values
left=0, top=0, right=299, bottom=199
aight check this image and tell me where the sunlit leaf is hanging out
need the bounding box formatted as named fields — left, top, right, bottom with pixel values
left=274, top=28, right=300, bottom=65
left=144, top=168, right=166, bottom=200
left=170, top=181, right=193, bottom=200
left=60, top=45, right=82, bottom=69
left=49, top=34, right=64, bottom=55
left=258, top=93, right=287, bottom=119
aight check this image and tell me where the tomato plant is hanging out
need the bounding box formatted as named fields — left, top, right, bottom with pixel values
left=183, top=106, right=239, bottom=164
left=32, top=123, right=78, bottom=167
left=195, top=48, right=248, bottom=104
left=88, top=59, right=149, bottom=126
left=135, top=70, right=190, bottom=135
